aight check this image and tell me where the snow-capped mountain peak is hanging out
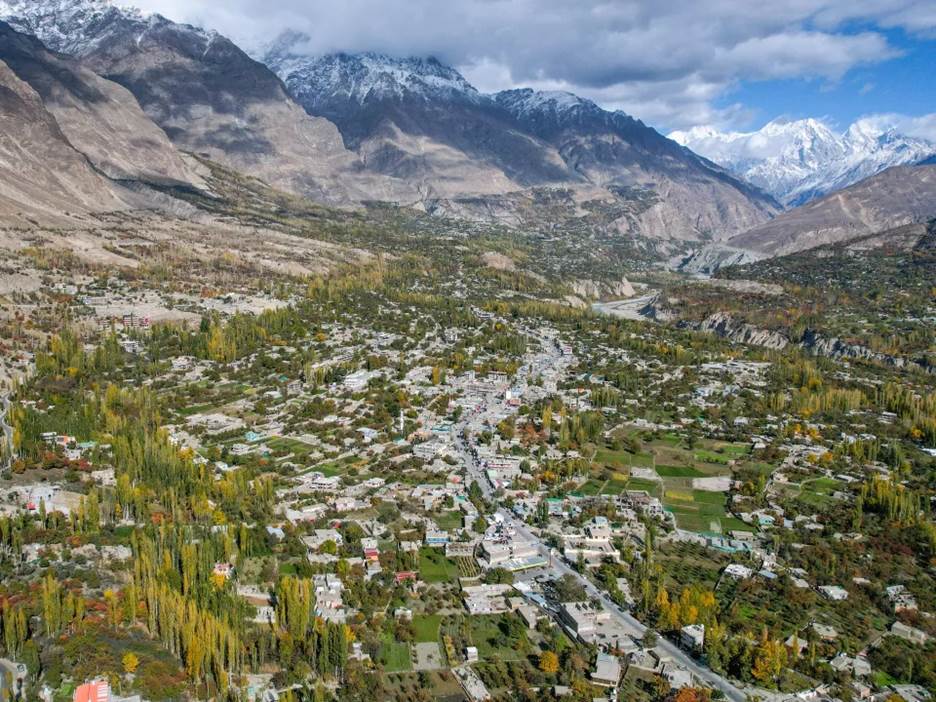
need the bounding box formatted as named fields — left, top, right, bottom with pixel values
left=494, top=88, right=592, bottom=117
left=671, top=117, right=936, bottom=206
left=0, top=0, right=215, bottom=56
left=264, top=35, right=480, bottom=106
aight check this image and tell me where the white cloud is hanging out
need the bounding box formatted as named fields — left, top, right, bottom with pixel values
left=709, top=31, right=897, bottom=82
left=129, top=0, right=933, bottom=131
left=857, top=112, right=936, bottom=141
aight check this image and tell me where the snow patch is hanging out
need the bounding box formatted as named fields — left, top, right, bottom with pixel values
left=671, top=117, right=936, bottom=206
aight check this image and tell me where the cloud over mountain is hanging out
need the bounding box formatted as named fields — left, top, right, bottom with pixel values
left=126, top=0, right=932, bottom=130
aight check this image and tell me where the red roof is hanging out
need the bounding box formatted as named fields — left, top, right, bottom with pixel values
left=74, top=680, right=109, bottom=702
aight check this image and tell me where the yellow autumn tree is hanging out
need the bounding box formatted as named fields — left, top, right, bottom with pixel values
left=751, top=637, right=787, bottom=687
left=539, top=651, right=559, bottom=674
left=122, top=652, right=139, bottom=675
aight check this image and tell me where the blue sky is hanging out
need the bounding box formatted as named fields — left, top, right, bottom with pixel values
left=134, top=0, right=936, bottom=136
left=718, top=28, right=936, bottom=133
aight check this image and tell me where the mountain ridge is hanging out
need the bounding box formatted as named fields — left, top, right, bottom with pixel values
left=1, top=0, right=779, bottom=247
left=264, top=36, right=780, bottom=243
left=671, top=117, right=936, bottom=207
left=0, top=0, right=423, bottom=207
left=679, top=163, right=936, bottom=273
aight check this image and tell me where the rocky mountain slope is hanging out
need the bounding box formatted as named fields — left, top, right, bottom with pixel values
left=265, top=39, right=780, bottom=244
left=671, top=118, right=936, bottom=207
left=0, top=19, right=190, bottom=226
left=2, top=0, right=778, bottom=247
left=0, top=55, right=123, bottom=227
left=0, top=0, right=417, bottom=207
left=722, top=164, right=936, bottom=257
left=0, top=21, right=200, bottom=189
left=679, top=163, right=936, bottom=273
left=262, top=46, right=580, bottom=199
left=494, top=88, right=779, bottom=241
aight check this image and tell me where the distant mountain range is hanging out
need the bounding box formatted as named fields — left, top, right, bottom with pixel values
left=0, top=0, right=780, bottom=248
left=263, top=36, right=781, bottom=243
left=671, top=118, right=936, bottom=207
left=1, top=0, right=933, bottom=265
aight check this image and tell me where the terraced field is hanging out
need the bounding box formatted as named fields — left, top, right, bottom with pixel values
left=588, top=431, right=774, bottom=533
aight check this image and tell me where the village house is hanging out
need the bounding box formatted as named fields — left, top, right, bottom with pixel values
left=590, top=652, right=622, bottom=687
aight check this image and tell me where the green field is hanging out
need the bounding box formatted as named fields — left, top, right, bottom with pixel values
left=602, top=430, right=778, bottom=534
left=576, top=479, right=604, bottom=496
left=795, top=476, right=844, bottom=509
left=265, top=436, right=315, bottom=459
left=663, top=489, right=728, bottom=533
left=413, top=614, right=442, bottom=643
left=469, top=616, right=522, bottom=661
left=626, top=477, right=662, bottom=496
left=434, top=510, right=465, bottom=531
left=379, top=638, right=413, bottom=672
left=419, top=548, right=458, bottom=583
left=296, top=454, right=360, bottom=477
left=693, top=450, right=732, bottom=465
left=594, top=446, right=653, bottom=469
left=721, top=517, right=756, bottom=533
left=601, top=478, right=630, bottom=496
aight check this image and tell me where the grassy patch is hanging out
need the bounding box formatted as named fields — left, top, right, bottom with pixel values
left=594, top=447, right=652, bottom=469
left=692, top=490, right=727, bottom=504
left=576, top=478, right=605, bottom=496
left=468, top=616, right=522, bottom=661
left=795, top=477, right=844, bottom=509
left=626, top=478, right=662, bottom=496
left=693, top=449, right=732, bottom=464
left=600, top=478, right=629, bottom=496
left=419, top=548, right=458, bottom=583
left=379, top=640, right=413, bottom=673
left=720, top=517, right=756, bottom=533
left=663, top=489, right=728, bottom=533
left=413, top=614, right=442, bottom=643
left=435, top=510, right=465, bottom=532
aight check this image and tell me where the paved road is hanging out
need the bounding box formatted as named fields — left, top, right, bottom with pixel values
left=1, top=393, right=13, bottom=471
left=452, top=325, right=754, bottom=702
left=499, top=510, right=751, bottom=702
left=455, top=327, right=571, bottom=500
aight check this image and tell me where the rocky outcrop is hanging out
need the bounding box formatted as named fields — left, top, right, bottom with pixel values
left=799, top=330, right=909, bottom=368
left=687, top=312, right=926, bottom=371
left=480, top=251, right=516, bottom=272
left=572, top=277, right=636, bottom=300
left=689, top=313, right=789, bottom=349
left=676, top=244, right=768, bottom=275
left=608, top=277, right=636, bottom=298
